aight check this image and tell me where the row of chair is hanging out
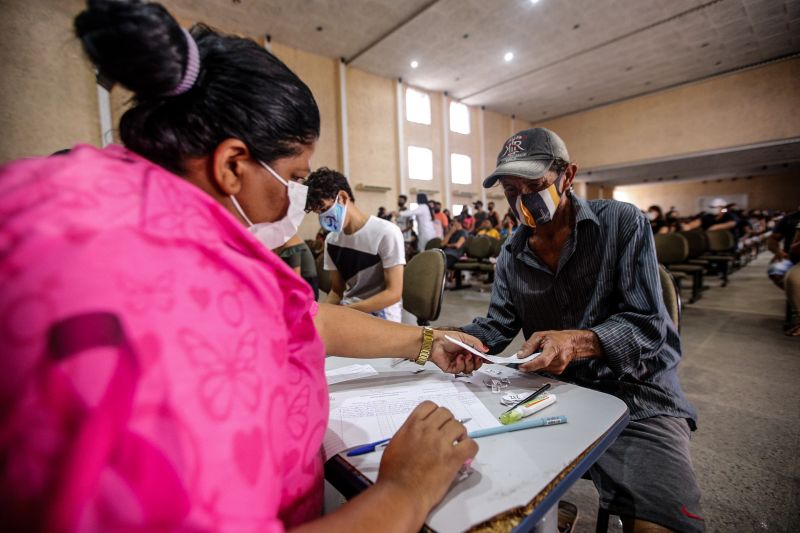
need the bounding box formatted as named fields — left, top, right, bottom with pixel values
left=654, top=230, right=740, bottom=303
left=426, top=235, right=505, bottom=288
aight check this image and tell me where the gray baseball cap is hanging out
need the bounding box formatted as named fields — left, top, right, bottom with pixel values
left=483, top=127, right=570, bottom=188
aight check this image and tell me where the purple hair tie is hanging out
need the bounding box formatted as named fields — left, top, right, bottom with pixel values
left=166, top=28, right=200, bottom=96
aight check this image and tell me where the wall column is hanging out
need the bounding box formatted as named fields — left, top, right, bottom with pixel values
left=337, top=59, right=350, bottom=176
left=395, top=80, right=407, bottom=195
left=441, top=93, right=451, bottom=208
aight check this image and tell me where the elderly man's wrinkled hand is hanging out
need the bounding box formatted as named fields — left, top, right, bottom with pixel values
left=516, top=330, right=582, bottom=374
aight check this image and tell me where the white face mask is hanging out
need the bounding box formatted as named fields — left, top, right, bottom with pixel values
left=229, top=161, right=308, bottom=250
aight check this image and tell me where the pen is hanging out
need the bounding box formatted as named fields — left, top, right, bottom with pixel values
left=346, top=437, right=391, bottom=456
left=500, top=383, right=551, bottom=416
left=346, top=417, right=472, bottom=456
left=467, top=415, right=567, bottom=439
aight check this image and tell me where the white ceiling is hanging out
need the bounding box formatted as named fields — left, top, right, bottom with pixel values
left=165, top=0, right=800, bottom=121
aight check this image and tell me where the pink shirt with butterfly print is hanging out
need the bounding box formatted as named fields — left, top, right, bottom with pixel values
left=0, top=144, right=328, bottom=532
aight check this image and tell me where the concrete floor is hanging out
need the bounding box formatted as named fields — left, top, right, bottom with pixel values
left=426, top=255, right=800, bottom=532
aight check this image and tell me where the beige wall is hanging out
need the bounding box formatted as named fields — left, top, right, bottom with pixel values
left=613, top=173, right=800, bottom=214
left=0, top=0, right=100, bottom=162
left=6, top=1, right=796, bottom=241
left=539, top=58, right=800, bottom=169
left=345, top=68, right=399, bottom=228
left=483, top=110, right=513, bottom=217
left=271, top=42, right=340, bottom=172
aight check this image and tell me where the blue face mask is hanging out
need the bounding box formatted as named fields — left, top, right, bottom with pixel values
left=319, top=198, right=348, bottom=233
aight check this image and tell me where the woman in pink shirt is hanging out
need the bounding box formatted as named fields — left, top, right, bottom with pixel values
left=0, top=2, right=485, bottom=531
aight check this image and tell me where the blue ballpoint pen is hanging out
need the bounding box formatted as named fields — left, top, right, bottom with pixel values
left=346, top=417, right=472, bottom=457
left=345, top=437, right=391, bottom=456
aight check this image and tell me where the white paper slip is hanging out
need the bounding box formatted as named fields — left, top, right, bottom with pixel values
left=325, top=364, right=379, bottom=385
left=444, top=335, right=542, bottom=365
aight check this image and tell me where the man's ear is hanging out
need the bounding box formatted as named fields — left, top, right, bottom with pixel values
left=337, top=190, right=349, bottom=204
left=210, top=139, right=252, bottom=196
left=562, top=163, right=578, bottom=192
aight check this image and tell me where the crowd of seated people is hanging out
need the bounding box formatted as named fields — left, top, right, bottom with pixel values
left=646, top=201, right=780, bottom=258
left=417, top=201, right=520, bottom=287
left=645, top=201, right=799, bottom=335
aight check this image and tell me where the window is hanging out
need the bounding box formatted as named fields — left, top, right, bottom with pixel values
left=408, top=146, right=433, bottom=181
left=406, top=88, right=431, bottom=125
left=612, top=189, right=632, bottom=204
left=449, top=102, right=470, bottom=134
left=452, top=204, right=464, bottom=216
left=450, top=153, right=472, bottom=184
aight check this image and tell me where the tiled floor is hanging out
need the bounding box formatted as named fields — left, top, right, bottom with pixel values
left=425, top=255, right=800, bottom=532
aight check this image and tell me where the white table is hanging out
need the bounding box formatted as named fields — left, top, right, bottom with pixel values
left=324, top=357, right=629, bottom=533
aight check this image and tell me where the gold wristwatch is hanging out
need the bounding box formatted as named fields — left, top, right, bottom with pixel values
left=414, top=326, right=434, bottom=366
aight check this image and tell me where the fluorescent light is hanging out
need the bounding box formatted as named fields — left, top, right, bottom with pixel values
left=531, top=0, right=540, bottom=4
left=504, top=52, right=514, bottom=62
left=410, top=60, right=419, bottom=69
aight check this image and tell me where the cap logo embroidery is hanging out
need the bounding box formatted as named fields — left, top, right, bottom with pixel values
left=501, top=135, right=524, bottom=159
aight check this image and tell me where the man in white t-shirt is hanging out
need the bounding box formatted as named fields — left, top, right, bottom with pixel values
left=304, top=168, right=405, bottom=322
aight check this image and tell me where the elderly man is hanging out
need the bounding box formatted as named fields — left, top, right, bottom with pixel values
left=462, top=128, right=703, bottom=532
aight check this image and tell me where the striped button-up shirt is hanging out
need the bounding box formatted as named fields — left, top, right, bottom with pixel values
left=462, top=195, right=697, bottom=426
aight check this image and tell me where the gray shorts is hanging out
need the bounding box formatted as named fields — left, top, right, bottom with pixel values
left=589, top=416, right=705, bottom=532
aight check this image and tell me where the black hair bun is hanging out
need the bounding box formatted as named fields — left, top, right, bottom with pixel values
left=74, top=0, right=189, bottom=99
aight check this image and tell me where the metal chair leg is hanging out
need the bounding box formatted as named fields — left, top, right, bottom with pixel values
left=595, top=507, right=609, bottom=533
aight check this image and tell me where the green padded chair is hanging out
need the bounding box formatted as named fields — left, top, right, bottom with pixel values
left=452, top=235, right=493, bottom=288
left=705, top=229, right=736, bottom=254
left=654, top=233, right=704, bottom=303
left=680, top=230, right=732, bottom=287
left=659, top=264, right=682, bottom=332
left=424, top=237, right=443, bottom=250
left=488, top=237, right=503, bottom=258
left=402, top=249, right=446, bottom=326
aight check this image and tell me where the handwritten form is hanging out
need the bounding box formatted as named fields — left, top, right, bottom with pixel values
left=324, top=375, right=502, bottom=459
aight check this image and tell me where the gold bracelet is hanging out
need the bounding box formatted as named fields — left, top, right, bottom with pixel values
left=414, top=326, right=434, bottom=366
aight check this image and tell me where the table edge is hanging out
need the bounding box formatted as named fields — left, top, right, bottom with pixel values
left=324, top=408, right=630, bottom=533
